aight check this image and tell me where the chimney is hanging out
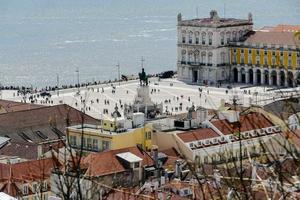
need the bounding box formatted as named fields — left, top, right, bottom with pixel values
left=152, top=145, right=159, bottom=169
left=175, top=160, right=182, bottom=178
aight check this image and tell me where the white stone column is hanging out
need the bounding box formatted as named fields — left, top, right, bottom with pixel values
left=253, top=69, right=257, bottom=85
left=269, top=73, right=273, bottom=86
left=238, top=69, right=241, bottom=83
left=261, top=71, right=265, bottom=85
left=245, top=69, right=249, bottom=84
left=276, top=70, right=280, bottom=86
left=284, top=71, right=288, bottom=87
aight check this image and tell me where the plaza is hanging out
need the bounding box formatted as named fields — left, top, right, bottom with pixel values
left=2, top=78, right=300, bottom=120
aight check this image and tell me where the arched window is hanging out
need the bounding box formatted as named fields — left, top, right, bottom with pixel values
left=220, top=52, right=225, bottom=64
left=201, top=52, right=206, bottom=64
left=194, top=50, right=200, bottom=63
left=239, top=30, right=243, bottom=40
left=181, top=50, right=186, bottom=62
left=188, top=31, right=193, bottom=44
left=195, top=32, right=200, bottom=44
left=201, top=32, right=206, bottom=45
left=226, top=32, right=231, bottom=44
left=208, top=52, right=213, bottom=65
left=208, top=32, right=213, bottom=45
left=182, top=30, right=186, bottom=43
left=188, top=50, right=193, bottom=63
left=232, top=31, right=237, bottom=42
left=220, top=32, right=225, bottom=45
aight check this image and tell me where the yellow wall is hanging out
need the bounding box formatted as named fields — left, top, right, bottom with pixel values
left=102, top=119, right=117, bottom=131
left=244, top=48, right=249, bottom=64
left=230, top=48, right=233, bottom=64
left=112, top=123, right=153, bottom=150
left=236, top=48, right=241, bottom=64
left=252, top=49, right=256, bottom=65
left=68, top=124, right=153, bottom=152
left=292, top=52, right=297, bottom=69
left=260, top=49, right=264, bottom=66
left=275, top=50, right=281, bottom=66
left=283, top=51, right=288, bottom=68
left=267, top=50, right=272, bottom=66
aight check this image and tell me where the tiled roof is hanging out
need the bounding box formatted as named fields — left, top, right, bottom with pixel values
left=177, top=128, right=219, bottom=143
left=260, top=24, right=300, bottom=33
left=264, top=98, right=300, bottom=120
left=244, top=31, right=300, bottom=46
left=0, top=104, right=100, bottom=159
left=211, top=112, right=274, bottom=135
left=0, top=100, right=44, bottom=114
left=0, top=158, right=60, bottom=197
left=83, top=146, right=154, bottom=177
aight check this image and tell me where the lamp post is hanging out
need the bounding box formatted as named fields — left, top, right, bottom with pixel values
left=76, top=69, right=80, bottom=95
left=116, top=62, right=120, bottom=86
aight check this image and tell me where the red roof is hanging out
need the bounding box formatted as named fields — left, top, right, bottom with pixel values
left=83, top=146, right=154, bottom=177
left=177, top=128, right=219, bottom=143
left=0, top=158, right=60, bottom=197
left=211, top=112, right=274, bottom=135
left=244, top=31, right=300, bottom=46
left=0, top=100, right=44, bottom=114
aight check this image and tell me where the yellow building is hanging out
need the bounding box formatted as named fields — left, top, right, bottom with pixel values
left=230, top=31, right=300, bottom=87
left=67, top=117, right=153, bottom=152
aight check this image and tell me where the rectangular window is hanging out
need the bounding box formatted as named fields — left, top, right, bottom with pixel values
left=134, top=162, right=140, bottom=168
left=182, top=37, right=186, bottom=43
left=82, top=138, right=87, bottom=148
left=87, top=138, right=92, bottom=149
left=145, top=132, right=151, bottom=140
left=70, top=135, right=77, bottom=146
left=43, top=181, right=47, bottom=191
left=92, top=139, right=98, bottom=150
left=102, top=140, right=111, bottom=151
left=209, top=38, right=212, bottom=45
left=23, top=185, right=28, bottom=195
left=196, top=37, right=199, bottom=44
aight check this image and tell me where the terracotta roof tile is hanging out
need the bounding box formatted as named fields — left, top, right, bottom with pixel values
left=212, top=112, right=274, bottom=135
left=83, top=146, right=154, bottom=177
left=244, top=31, right=300, bottom=46
left=0, top=100, right=44, bottom=114
left=177, top=128, right=219, bottom=143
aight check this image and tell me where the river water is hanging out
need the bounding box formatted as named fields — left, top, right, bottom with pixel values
left=0, top=0, right=299, bottom=87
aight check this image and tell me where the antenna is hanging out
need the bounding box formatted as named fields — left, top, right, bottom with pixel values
left=116, top=62, right=120, bottom=86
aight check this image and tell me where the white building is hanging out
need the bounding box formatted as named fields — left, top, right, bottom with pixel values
left=177, top=10, right=253, bottom=85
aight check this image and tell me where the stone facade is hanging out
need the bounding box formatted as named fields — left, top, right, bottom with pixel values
left=177, top=10, right=300, bottom=87
left=177, top=10, right=253, bottom=85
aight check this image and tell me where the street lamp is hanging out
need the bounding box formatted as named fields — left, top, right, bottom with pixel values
left=116, top=62, right=120, bottom=86
left=76, top=69, right=80, bottom=95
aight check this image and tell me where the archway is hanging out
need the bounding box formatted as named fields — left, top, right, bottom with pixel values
left=256, top=69, right=261, bottom=85
left=241, top=68, right=246, bottom=83
left=279, top=71, right=285, bottom=87
left=271, top=70, right=277, bottom=86
left=264, top=70, right=269, bottom=85
left=287, top=71, right=294, bottom=87
left=233, top=68, right=238, bottom=83
left=249, top=69, right=253, bottom=84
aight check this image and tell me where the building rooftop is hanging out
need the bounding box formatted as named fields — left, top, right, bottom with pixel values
left=83, top=146, right=154, bottom=177
left=178, top=10, right=252, bottom=28
left=0, top=99, right=44, bottom=114
left=177, top=128, right=219, bottom=143
left=264, top=98, right=300, bottom=120
left=0, top=104, right=100, bottom=159
left=244, top=31, right=300, bottom=46
left=260, top=24, right=300, bottom=33
left=116, top=152, right=143, bottom=163
left=0, top=158, right=60, bottom=197
left=211, top=112, right=274, bottom=135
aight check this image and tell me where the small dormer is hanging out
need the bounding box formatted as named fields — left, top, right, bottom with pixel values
left=116, top=152, right=143, bottom=170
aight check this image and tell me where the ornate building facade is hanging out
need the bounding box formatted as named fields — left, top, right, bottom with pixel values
left=177, top=10, right=300, bottom=87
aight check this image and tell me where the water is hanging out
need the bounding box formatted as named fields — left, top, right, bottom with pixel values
left=0, top=0, right=299, bottom=87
